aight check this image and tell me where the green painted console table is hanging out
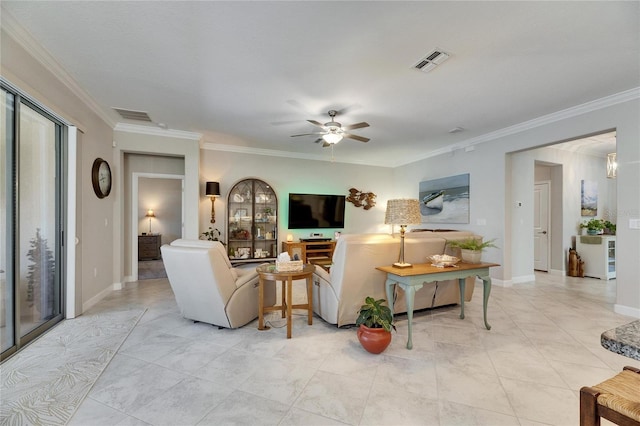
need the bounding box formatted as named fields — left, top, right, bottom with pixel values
left=377, top=262, right=499, bottom=349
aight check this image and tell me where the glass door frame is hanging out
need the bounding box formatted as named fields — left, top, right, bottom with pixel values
left=1, top=80, right=67, bottom=361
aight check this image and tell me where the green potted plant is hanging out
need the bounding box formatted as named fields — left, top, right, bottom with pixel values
left=603, top=220, right=616, bottom=235
left=581, top=218, right=605, bottom=235
left=447, top=238, right=498, bottom=263
left=355, top=296, right=395, bottom=354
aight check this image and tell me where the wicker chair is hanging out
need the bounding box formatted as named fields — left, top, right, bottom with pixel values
left=580, top=366, right=640, bottom=426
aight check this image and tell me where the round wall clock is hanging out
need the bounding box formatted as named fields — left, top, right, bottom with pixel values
left=91, top=157, right=112, bottom=199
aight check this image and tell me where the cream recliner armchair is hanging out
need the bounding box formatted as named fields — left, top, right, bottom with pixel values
left=161, top=239, right=275, bottom=328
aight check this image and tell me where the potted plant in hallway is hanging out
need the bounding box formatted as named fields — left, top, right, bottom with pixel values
left=355, top=296, right=395, bottom=354
left=447, top=238, right=498, bottom=263
left=580, top=218, right=605, bottom=235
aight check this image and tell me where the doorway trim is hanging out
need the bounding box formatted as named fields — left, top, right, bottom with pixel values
left=129, top=172, right=184, bottom=282
left=533, top=180, right=551, bottom=272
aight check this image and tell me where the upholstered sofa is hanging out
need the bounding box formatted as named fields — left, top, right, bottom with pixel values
left=312, top=230, right=480, bottom=327
left=161, top=239, right=275, bottom=328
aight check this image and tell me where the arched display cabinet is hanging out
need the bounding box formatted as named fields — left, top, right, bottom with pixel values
left=227, top=178, right=278, bottom=264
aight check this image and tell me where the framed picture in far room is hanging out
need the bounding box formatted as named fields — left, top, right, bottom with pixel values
left=581, top=180, right=597, bottom=216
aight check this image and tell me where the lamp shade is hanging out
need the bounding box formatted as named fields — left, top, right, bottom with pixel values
left=206, top=181, right=220, bottom=196
left=145, top=209, right=155, bottom=218
left=385, top=199, right=421, bottom=225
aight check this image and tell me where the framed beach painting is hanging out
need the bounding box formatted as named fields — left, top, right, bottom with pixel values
left=419, top=173, right=470, bottom=224
left=581, top=180, right=597, bottom=216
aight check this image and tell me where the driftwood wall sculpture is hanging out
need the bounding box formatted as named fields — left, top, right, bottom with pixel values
left=347, top=188, right=376, bottom=210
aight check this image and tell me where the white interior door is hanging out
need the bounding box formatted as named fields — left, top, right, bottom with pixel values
left=534, top=182, right=550, bottom=271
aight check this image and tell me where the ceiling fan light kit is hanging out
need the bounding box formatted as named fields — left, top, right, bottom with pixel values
left=291, top=109, right=370, bottom=147
left=322, top=132, right=343, bottom=144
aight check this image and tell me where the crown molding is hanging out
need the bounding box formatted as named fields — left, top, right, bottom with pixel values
left=1, top=8, right=116, bottom=128
left=200, top=142, right=389, bottom=167
left=114, top=123, right=202, bottom=140
left=396, top=87, right=640, bottom=167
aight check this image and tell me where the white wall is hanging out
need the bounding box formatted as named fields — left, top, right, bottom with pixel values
left=199, top=149, right=395, bottom=244
left=393, top=96, right=640, bottom=316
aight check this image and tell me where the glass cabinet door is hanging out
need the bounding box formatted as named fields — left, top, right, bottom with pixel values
left=227, top=179, right=277, bottom=262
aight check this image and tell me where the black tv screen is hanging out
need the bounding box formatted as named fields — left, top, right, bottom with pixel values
left=288, top=193, right=346, bottom=229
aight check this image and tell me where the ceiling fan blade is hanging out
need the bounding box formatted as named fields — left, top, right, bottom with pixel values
left=313, top=138, right=323, bottom=144
left=291, top=132, right=325, bottom=137
left=343, top=122, right=370, bottom=131
left=334, top=104, right=362, bottom=115
left=344, top=133, right=370, bottom=143
left=307, top=120, right=326, bottom=128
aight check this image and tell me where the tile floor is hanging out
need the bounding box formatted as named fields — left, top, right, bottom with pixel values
left=68, top=273, right=640, bottom=426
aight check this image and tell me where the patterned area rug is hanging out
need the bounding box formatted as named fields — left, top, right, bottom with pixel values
left=0, top=308, right=146, bottom=425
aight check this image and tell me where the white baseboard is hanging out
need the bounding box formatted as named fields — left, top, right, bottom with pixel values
left=614, top=304, right=640, bottom=319
left=82, top=284, right=114, bottom=313
left=490, top=278, right=512, bottom=287
left=124, top=275, right=136, bottom=283
left=512, top=274, right=536, bottom=284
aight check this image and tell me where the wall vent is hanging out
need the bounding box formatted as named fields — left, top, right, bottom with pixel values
left=414, top=49, right=450, bottom=73
left=113, top=108, right=152, bottom=122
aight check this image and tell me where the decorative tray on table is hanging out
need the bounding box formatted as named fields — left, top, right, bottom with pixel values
left=429, top=255, right=460, bottom=268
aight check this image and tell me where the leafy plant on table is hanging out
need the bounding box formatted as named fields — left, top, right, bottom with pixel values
left=446, top=238, right=498, bottom=252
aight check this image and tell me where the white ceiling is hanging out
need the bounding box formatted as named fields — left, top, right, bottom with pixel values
left=2, top=1, right=637, bottom=166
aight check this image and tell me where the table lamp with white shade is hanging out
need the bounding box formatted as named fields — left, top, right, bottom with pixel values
left=385, top=199, right=422, bottom=268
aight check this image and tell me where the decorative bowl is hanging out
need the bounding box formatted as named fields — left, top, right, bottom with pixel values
left=429, top=254, right=460, bottom=268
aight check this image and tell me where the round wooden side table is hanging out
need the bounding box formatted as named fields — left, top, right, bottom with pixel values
left=256, top=263, right=315, bottom=338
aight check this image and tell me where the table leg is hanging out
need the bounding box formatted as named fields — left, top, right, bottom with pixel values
left=404, top=284, right=417, bottom=350
left=258, top=277, right=266, bottom=330
left=287, top=277, right=293, bottom=338
left=280, top=279, right=286, bottom=318
left=480, top=275, right=492, bottom=330
left=306, top=275, right=313, bottom=325
left=385, top=278, right=395, bottom=316
left=458, top=278, right=465, bottom=320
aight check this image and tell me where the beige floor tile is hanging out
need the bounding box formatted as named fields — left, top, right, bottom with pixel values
left=500, top=377, right=579, bottom=425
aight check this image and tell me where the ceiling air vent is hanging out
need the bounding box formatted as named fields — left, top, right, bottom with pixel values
left=113, top=108, right=152, bottom=122
left=414, top=49, right=450, bottom=73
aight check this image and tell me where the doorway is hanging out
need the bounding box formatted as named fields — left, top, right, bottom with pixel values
left=131, top=173, right=184, bottom=281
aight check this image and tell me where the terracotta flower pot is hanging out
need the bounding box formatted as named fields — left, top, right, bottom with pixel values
left=357, top=324, right=392, bottom=354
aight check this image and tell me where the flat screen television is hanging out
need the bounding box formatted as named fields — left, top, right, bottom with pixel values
left=288, top=193, right=346, bottom=229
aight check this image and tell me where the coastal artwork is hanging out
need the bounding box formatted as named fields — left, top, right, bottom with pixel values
left=419, top=173, right=470, bottom=224
left=581, top=180, right=597, bottom=216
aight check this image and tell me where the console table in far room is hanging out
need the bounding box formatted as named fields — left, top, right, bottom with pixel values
left=376, top=262, right=499, bottom=349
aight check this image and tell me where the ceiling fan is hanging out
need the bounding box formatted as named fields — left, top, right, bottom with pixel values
left=290, top=110, right=370, bottom=147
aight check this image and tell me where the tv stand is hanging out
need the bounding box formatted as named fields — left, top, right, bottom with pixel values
left=282, top=240, right=336, bottom=269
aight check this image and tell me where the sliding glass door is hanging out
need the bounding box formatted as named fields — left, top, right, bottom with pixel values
left=1, top=88, right=14, bottom=353
left=1, top=83, right=65, bottom=360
